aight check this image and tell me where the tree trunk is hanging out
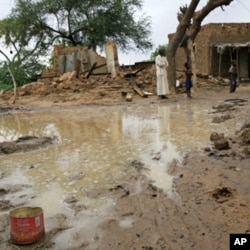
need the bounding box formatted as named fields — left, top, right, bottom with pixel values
left=167, top=53, right=176, bottom=93
left=0, top=50, right=18, bottom=104
left=167, top=0, right=234, bottom=93
left=189, top=40, right=198, bottom=92
left=7, top=64, right=18, bottom=104
left=166, top=0, right=200, bottom=93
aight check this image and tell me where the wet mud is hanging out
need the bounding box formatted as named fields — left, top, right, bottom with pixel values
left=0, top=85, right=250, bottom=249
left=0, top=136, right=55, bottom=155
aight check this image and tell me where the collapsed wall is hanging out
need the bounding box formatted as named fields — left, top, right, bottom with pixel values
left=41, top=41, right=120, bottom=79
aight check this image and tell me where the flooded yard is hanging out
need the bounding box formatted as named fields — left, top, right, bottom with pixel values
left=0, top=99, right=241, bottom=249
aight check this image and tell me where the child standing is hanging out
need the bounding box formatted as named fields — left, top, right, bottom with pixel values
left=184, top=62, right=193, bottom=98
left=228, top=60, right=237, bottom=93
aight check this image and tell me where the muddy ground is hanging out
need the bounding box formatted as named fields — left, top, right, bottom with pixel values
left=0, top=77, right=250, bottom=249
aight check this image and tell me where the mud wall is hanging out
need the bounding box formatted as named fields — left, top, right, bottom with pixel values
left=173, top=23, right=250, bottom=76
left=41, top=42, right=119, bottom=78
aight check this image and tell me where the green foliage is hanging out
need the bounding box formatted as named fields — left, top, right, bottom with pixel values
left=0, top=0, right=153, bottom=88
left=0, top=59, right=44, bottom=89
left=5, top=0, right=152, bottom=52
left=150, top=44, right=168, bottom=61
left=0, top=63, right=12, bottom=90
left=0, top=3, right=48, bottom=89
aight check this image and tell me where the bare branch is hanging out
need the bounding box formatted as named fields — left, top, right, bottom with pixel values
left=190, top=0, right=234, bottom=40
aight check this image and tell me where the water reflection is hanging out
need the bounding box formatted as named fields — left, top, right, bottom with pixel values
left=0, top=102, right=237, bottom=248
left=0, top=103, right=236, bottom=195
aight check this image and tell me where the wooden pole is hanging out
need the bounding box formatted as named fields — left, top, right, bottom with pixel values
left=236, top=48, right=239, bottom=83
left=219, top=53, right=221, bottom=77
left=7, top=64, right=17, bottom=104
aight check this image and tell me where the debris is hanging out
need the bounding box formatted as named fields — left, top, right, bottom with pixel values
left=130, top=160, right=145, bottom=170
left=110, top=184, right=130, bottom=197
left=125, top=93, right=132, bottom=102
left=224, top=98, right=248, bottom=104
left=211, top=114, right=233, bottom=123
left=133, top=85, right=148, bottom=97
left=211, top=187, right=233, bottom=203
left=238, top=128, right=250, bottom=145
left=143, top=91, right=153, bottom=96
left=121, top=90, right=127, bottom=97
left=213, top=138, right=230, bottom=150
left=210, top=132, right=230, bottom=150
left=123, top=68, right=144, bottom=78
left=0, top=136, right=55, bottom=155
left=211, top=103, right=236, bottom=113
left=210, top=132, right=225, bottom=141
left=85, top=62, right=97, bottom=79
left=82, top=63, right=107, bottom=77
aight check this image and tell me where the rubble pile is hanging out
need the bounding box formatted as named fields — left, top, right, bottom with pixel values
left=1, top=66, right=158, bottom=102
left=0, top=65, right=240, bottom=105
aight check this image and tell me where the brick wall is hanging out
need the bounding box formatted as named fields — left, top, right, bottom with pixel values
left=172, top=23, right=250, bottom=77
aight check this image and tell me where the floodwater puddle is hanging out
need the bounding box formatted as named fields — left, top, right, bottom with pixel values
left=0, top=101, right=237, bottom=249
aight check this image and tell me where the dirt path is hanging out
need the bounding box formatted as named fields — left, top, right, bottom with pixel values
left=94, top=85, right=250, bottom=250
left=98, top=119, right=250, bottom=249
left=0, top=83, right=250, bottom=249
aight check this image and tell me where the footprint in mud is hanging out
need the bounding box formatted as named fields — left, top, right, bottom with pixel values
left=224, top=98, right=248, bottom=104
left=156, top=237, right=167, bottom=249
left=0, top=188, right=9, bottom=196
left=0, top=200, right=13, bottom=210
left=142, top=239, right=167, bottom=250
left=211, top=187, right=234, bottom=203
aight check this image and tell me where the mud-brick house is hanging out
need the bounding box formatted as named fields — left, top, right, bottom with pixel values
left=41, top=41, right=119, bottom=79
left=173, top=23, right=250, bottom=81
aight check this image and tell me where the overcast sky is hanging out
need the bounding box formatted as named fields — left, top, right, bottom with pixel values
left=1, top=0, right=250, bottom=65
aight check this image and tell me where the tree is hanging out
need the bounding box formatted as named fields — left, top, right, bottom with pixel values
left=150, top=44, right=168, bottom=61
left=0, top=52, right=18, bottom=103
left=167, top=0, right=234, bottom=92
left=0, top=16, right=47, bottom=86
left=6, top=0, right=152, bottom=52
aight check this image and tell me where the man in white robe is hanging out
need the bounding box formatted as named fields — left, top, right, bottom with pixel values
left=155, top=49, right=170, bottom=98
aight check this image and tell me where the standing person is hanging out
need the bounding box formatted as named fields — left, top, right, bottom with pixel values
left=184, top=62, right=193, bottom=98
left=229, top=60, right=237, bottom=93
left=155, top=49, right=170, bottom=99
